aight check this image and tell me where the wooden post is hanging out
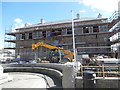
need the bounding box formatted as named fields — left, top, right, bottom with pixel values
left=81, top=65, right=83, bottom=77
left=102, top=65, right=105, bottom=78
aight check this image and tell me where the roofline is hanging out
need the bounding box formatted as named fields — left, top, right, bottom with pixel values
left=16, top=18, right=108, bottom=30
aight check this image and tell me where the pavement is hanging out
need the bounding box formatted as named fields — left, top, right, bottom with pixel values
left=0, top=72, right=62, bottom=89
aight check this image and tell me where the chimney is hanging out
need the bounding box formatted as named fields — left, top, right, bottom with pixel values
left=76, top=13, right=80, bottom=19
left=41, top=19, right=45, bottom=24
left=25, top=23, right=31, bottom=27
left=97, top=13, right=102, bottom=18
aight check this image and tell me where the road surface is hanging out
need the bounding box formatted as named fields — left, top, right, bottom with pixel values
left=0, top=72, right=60, bottom=89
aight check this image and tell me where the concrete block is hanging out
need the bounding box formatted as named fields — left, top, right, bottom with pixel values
left=75, top=77, right=83, bottom=88
left=62, top=65, right=75, bottom=88
left=95, top=78, right=119, bottom=88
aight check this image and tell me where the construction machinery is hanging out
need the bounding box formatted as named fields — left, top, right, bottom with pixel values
left=32, top=42, right=74, bottom=63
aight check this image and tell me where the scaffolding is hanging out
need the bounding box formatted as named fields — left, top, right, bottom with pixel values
left=109, top=10, right=120, bottom=58
left=4, top=18, right=113, bottom=61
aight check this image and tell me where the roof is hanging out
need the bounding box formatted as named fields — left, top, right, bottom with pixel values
left=16, top=18, right=108, bottom=30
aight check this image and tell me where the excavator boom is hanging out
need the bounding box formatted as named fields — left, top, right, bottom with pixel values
left=32, top=42, right=62, bottom=50
left=32, top=42, right=74, bottom=63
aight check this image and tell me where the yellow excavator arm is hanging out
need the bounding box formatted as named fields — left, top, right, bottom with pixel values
left=63, top=50, right=74, bottom=62
left=32, top=42, right=74, bottom=63
left=32, top=42, right=62, bottom=50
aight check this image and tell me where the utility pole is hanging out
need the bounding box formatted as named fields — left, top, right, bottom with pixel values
left=71, top=10, right=77, bottom=63
left=116, top=1, right=120, bottom=58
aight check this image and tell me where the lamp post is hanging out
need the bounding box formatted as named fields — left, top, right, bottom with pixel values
left=71, top=10, right=77, bottom=63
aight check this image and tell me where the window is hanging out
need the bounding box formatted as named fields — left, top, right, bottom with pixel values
left=29, top=33, right=32, bottom=39
left=52, top=30, right=55, bottom=36
left=47, top=31, right=52, bottom=37
left=57, top=30, right=62, bottom=35
left=100, top=25, right=108, bottom=32
left=42, top=31, right=46, bottom=37
left=51, top=30, right=62, bottom=36
left=67, top=28, right=72, bottom=34
left=83, top=27, right=89, bottom=33
left=22, top=33, right=25, bottom=39
left=93, top=26, right=99, bottom=32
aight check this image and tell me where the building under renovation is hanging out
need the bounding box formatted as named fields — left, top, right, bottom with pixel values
left=5, top=14, right=112, bottom=61
left=109, top=2, right=120, bottom=58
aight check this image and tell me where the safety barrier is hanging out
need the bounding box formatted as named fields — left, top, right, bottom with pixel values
left=79, top=65, right=120, bottom=78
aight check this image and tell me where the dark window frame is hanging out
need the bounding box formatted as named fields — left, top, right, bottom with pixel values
left=29, top=33, right=32, bottom=39
left=93, top=26, right=99, bottom=33
left=42, top=31, right=46, bottom=37
left=83, top=27, right=89, bottom=33
left=22, top=33, right=25, bottom=39
left=67, top=28, right=72, bottom=34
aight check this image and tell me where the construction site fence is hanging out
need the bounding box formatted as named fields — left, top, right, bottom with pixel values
left=77, top=65, right=120, bottom=78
